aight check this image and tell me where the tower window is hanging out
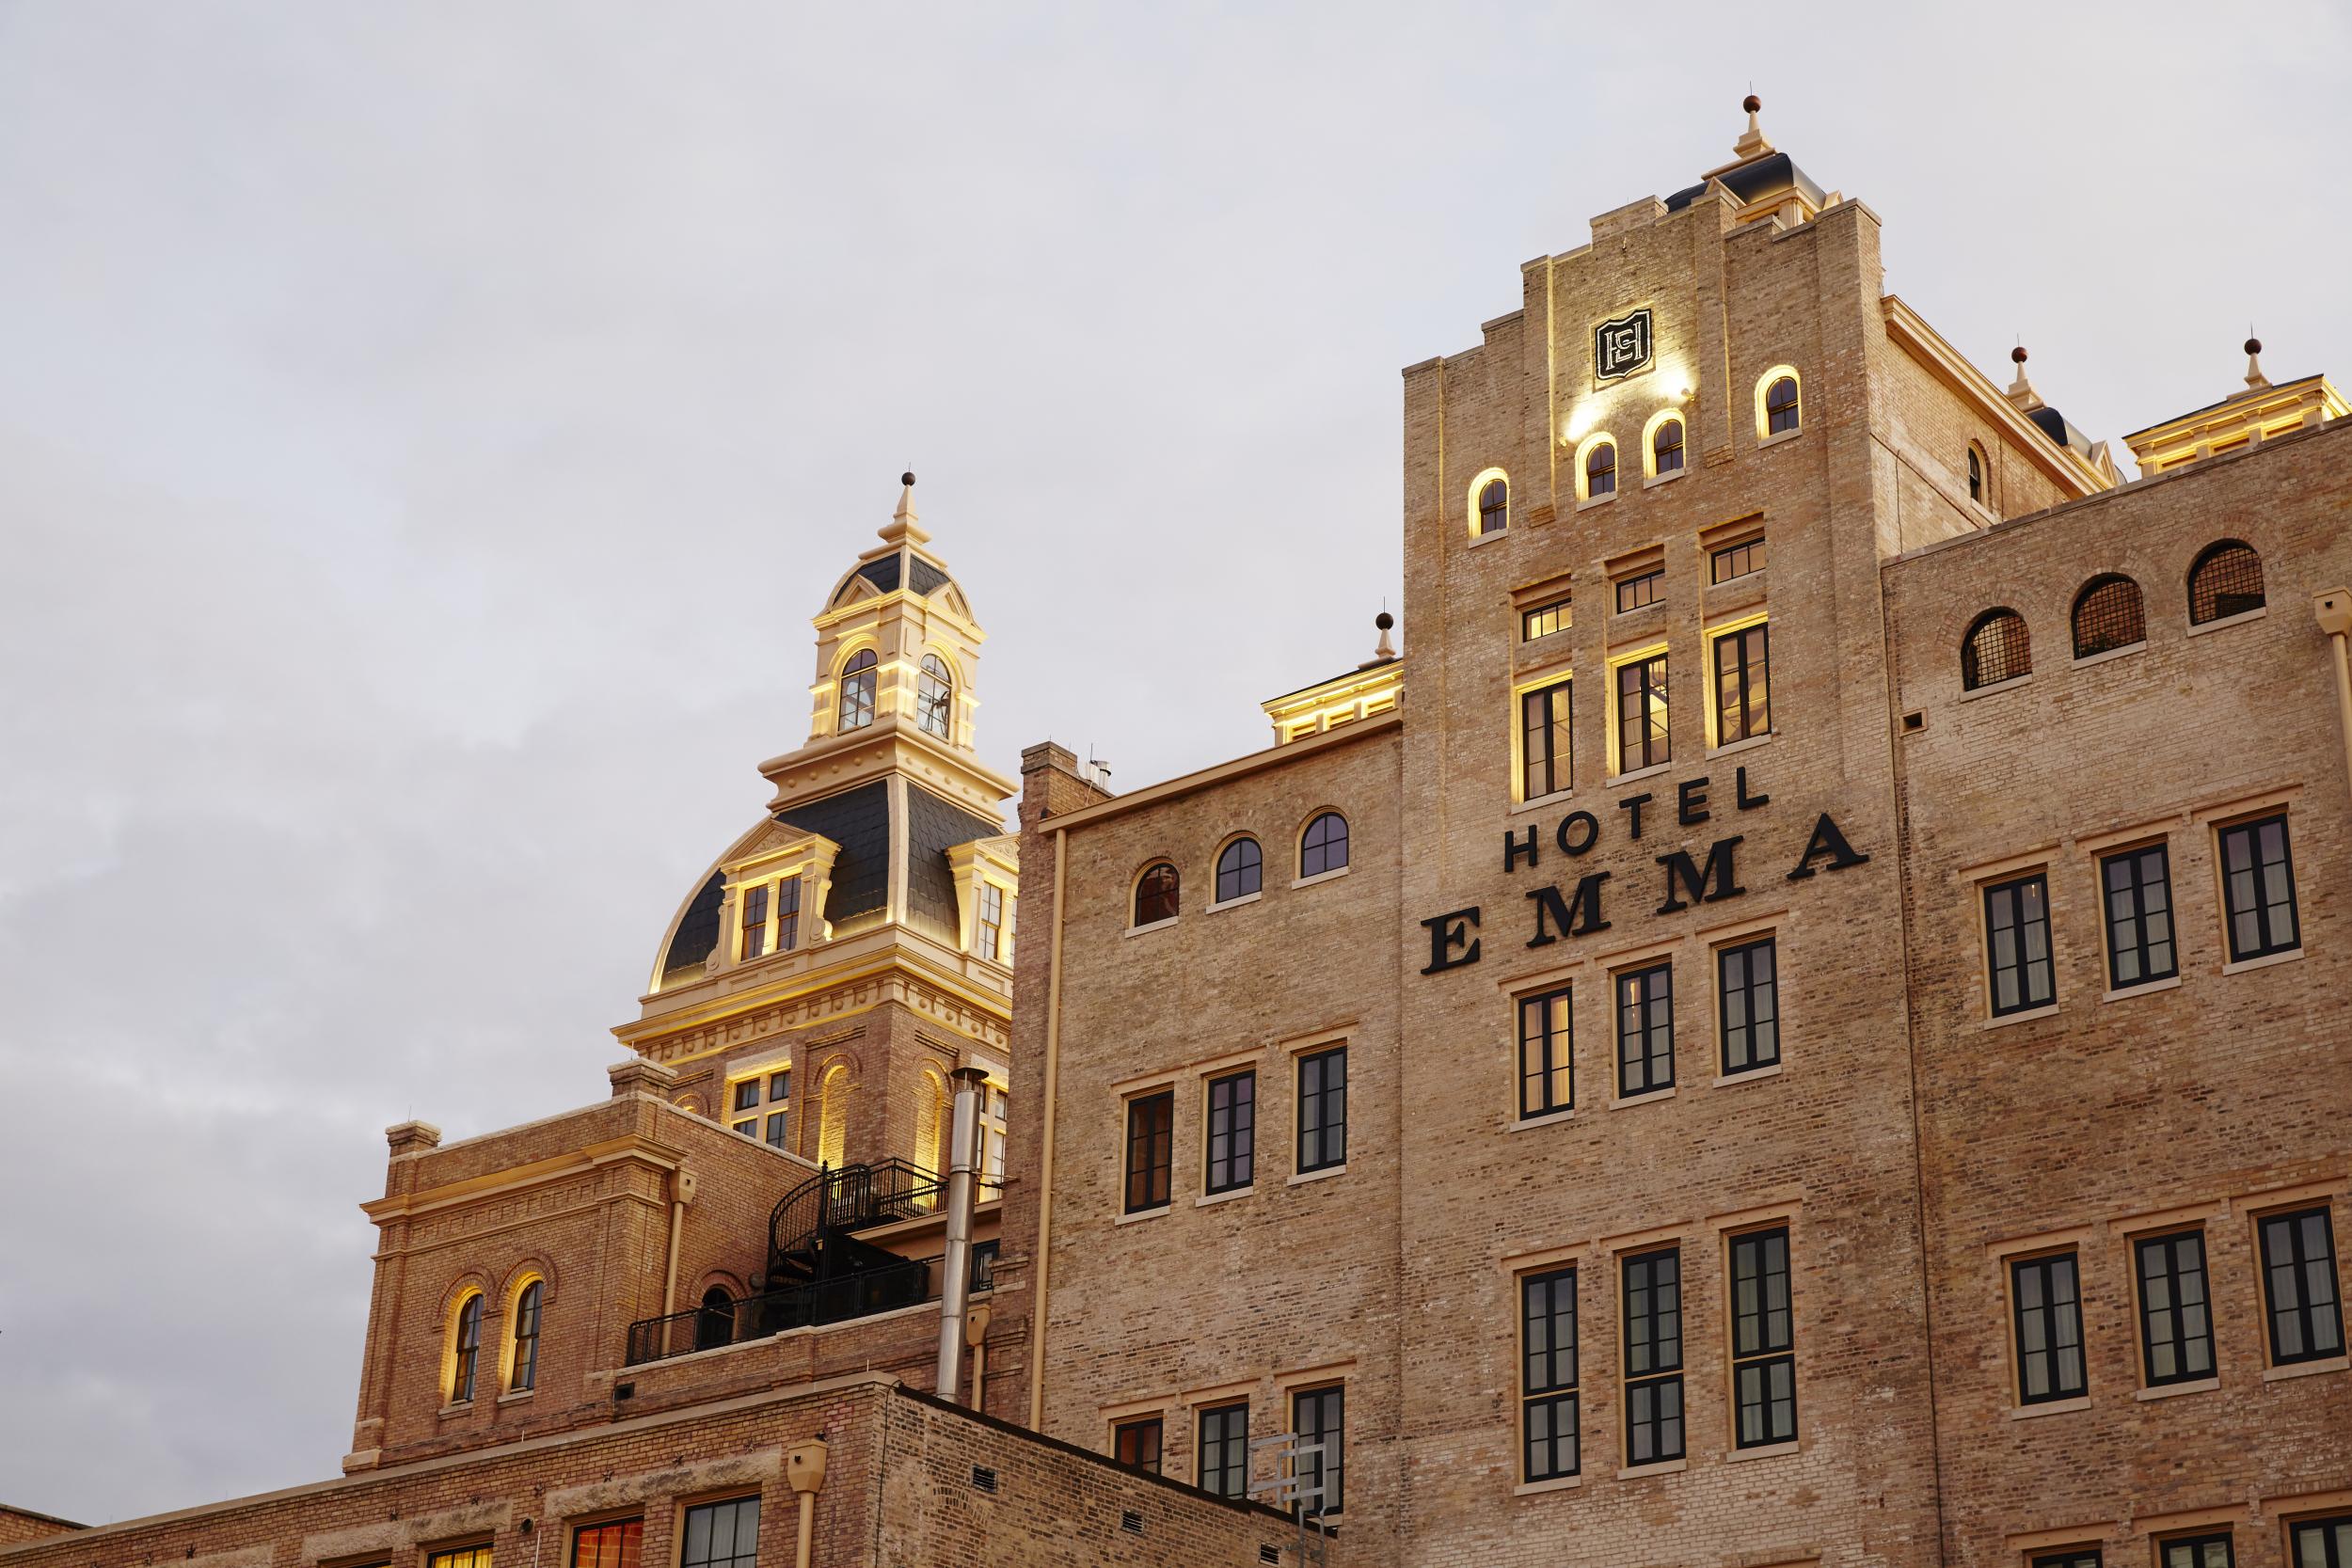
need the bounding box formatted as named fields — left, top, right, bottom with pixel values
left=1763, top=374, right=1800, bottom=436
left=450, top=1292, right=483, bottom=1404
left=1134, top=863, right=1179, bottom=926
left=1961, top=609, right=2031, bottom=689
left=1651, top=418, right=1684, bottom=476
left=1299, top=812, right=1349, bottom=879
left=1478, top=476, right=1509, bottom=536
left=836, top=649, right=878, bottom=732
left=1519, top=676, right=1572, bottom=801
left=1123, top=1090, right=1174, bottom=1213
left=2010, top=1251, right=2086, bottom=1402
left=2217, top=815, right=2298, bottom=961
left=1983, top=872, right=2054, bottom=1016
left=1215, top=837, right=1263, bottom=903
left=509, top=1280, right=542, bottom=1393
left=2188, top=540, right=2265, bottom=624
left=917, top=653, right=954, bottom=739
left=976, top=881, right=1006, bottom=960
left=1621, top=1247, right=1684, bottom=1465
left=2073, top=575, right=2146, bottom=657
left=1584, top=440, right=1617, bottom=499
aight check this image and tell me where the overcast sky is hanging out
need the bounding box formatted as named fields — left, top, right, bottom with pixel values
left=3, top=0, right=2346, bottom=1526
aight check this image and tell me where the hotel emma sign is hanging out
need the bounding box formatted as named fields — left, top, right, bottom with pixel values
left=1417, top=765, right=1869, bottom=975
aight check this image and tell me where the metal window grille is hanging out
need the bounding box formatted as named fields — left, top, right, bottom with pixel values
left=1710, top=537, right=1764, bottom=583
left=1216, top=838, right=1263, bottom=902
left=571, top=1519, right=642, bottom=1568
left=1615, top=962, right=1674, bottom=1096
left=2135, top=1230, right=2214, bottom=1386
left=2259, top=1207, right=2344, bottom=1365
left=1296, top=1047, right=1346, bottom=1173
left=2189, top=542, right=2265, bottom=624
left=2073, top=575, right=2146, bottom=657
left=1123, top=1092, right=1173, bottom=1212
left=1615, top=654, right=1669, bottom=770
left=1114, top=1417, right=1164, bottom=1475
left=1614, top=569, right=1662, bottom=613
left=1519, top=1265, right=1579, bottom=1482
left=2011, top=1253, right=2086, bottom=1402
left=1712, top=623, right=1771, bottom=744
left=1585, top=442, right=1616, bottom=498
left=1290, top=1385, right=1343, bottom=1517
left=1299, top=813, right=1348, bottom=878
left=2217, top=816, right=2299, bottom=960
left=1521, top=596, right=1570, bottom=640
left=1518, top=986, right=1573, bottom=1118
left=1621, top=1247, right=1684, bottom=1464
left=680, top=1497, right=760, bottom=1568
left=1962, top=610, right=2031, bottom=689
left=1764, top=376, right=1799, bottom=434
left=968, top=1465, right=996, bottom=1495
left=1729, top=1227, right=1796, bottom=1448
left=2101, top=845, right=2177, bottom=989
left=1135, top=863, right=1179, bottom=925
left=1717, top=937, right=1779, bottom=1075
left=1520, top=678, right=1572, bottom=800
left=1204, top=1070, right=1256, bottom=1194
left=1983, top=874, right=2054, bottom=1016
left=1479, top=478, right=1508, bottom=535
left=1653, top=420, right=1684, bottom=474
left=1197, top=1402, right=1249, bottom=1498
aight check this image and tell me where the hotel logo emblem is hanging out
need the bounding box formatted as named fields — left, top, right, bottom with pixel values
left=1595, top=308, right=1654, bottom=382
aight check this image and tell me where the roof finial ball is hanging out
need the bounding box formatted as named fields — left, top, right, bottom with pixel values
left=901, top=469, right=916, bottom=487
left=2245, top=337, right=2269, bottom=390
left=2011, top=345, right=2028, bottom=365
left=1370, top=609, right=1397, bottom=663
left=1734, top=90, right=1771, bottom=160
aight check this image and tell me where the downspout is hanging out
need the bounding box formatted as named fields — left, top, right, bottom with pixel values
left=933, top=1066, right=987, bottom=1399
left=1027, top=826, right=1069, bottom=1429
left=658, top=1169, right=696, bottom=1358
left=2312, top=590, right=2352, bottom=797
left=786, top=1439, right=828, bottom=1568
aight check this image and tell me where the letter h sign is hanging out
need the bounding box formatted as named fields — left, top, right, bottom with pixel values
left=1595, top=309, right=1653, bottom=383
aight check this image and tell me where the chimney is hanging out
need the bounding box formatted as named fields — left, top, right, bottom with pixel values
left=932, top=1066, right=989, bottom=1401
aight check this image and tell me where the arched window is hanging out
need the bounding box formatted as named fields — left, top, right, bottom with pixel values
left=2188, top=541, right=2265, bottom=625
left=1478, top=477, right=1508, bottom=536
left=1135, top=863, right=1179, bottom=925
left=1763, top=374, right=1801, bottom=436
left=1584, top=440, right=1616, bottom=499
left=694, top=1286, right=734, bottom=1353
left=1962, top=609, right=2031, bottom=690
left=1651, top=418, right=1684, bottom=477
left=2073, top=575, right=2146, bottom=658
left=916, top=654, right=953, bottom=739
left=508, top=1280, right=542, bottom=1393
left=450, top=1292, right=483, bottom=1403
left=1216, top=838, right=1263, bottom=903
left=836, top=649, right=878, bottom=732
left=1967, top=444, right=1986, bottom=503
left=1300, top=813, right=1349, bottom=879
left=817, top=1064, right=849, bottom=1168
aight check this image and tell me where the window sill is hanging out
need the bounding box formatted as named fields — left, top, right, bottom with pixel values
left=1643, top=468, right=1686, bottom=489
left=1287, top=1164, right=1346, bottom=1186
left=497, top=1388, right=536, bottom=1405
left=1756, top=428, right=1803, bottom=451
left=1725, top=1439, right=1801, bottom=1463
left=1292, top=866, right=1350, bottom=890
left=1980, top=1002, right=2059, bottom=1031
left=1124, top=916, right=1179, bottom=940
left=1196, top=1186, right=1253, bottom=1208
left=1609, top=760, right=1674, bottom=788
left=1610, top=1085, right=1677, bottom=1111
left=2222, top=947, right=2303, bottom=976
left=1509, top=1108, right=1576, bottom=1132
left=2187, top=605, right=2267, bottom=638
left=2262, top=1354, right=2348, bottom=1383
left=2104, top=974, right=2182, bottom=1003
left=1713, top=1062, right=1783, bottom=1086
left=1204, top=891, right=1262, bottom=913
left=437, top=1402, right=474, bottom=1418
left=2135, top=1376, right=2218, bottom=1402
left=2010, top=1394, right=2090, bottom=1419
left=1577, top=492, right=1618, bottom=512
left=1115, top=1205, right=1170, bottom=1227
left=2072, top=641, right=2147, bottom=670
left=1960, top=672, right=2034, bottom=702
left=1511, top=787, right=1576, bottom=816
left=1513, top=1474, right=1583, bottom=1497
left=1706, top=732, right=1775, bottom=760
left=1469, top=528, right=1509, bottom=547
left=1616, top=1457, right=1688, bottom=1480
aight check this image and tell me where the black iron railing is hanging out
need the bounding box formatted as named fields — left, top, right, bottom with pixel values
left=768, top=1159, right=950, bottom=1267
left=626, top=1255, right=941, bottom=1367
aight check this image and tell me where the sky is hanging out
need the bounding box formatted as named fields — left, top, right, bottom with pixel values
left=2, top=0, right=2347, bottom=1526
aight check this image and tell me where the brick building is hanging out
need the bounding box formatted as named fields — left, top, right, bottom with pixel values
left=8, top=98, right=2350, bottom=1568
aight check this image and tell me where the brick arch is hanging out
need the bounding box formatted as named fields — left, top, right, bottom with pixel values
left=436, top=1268, right=495, bottom=1320
left=692, top=1267, right=750, bottom=1303
left=496, top=1254, right=557, bottom=1307
left=673, top=1091, right=706, bottom=1117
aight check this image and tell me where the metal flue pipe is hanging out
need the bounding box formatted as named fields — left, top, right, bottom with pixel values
left=933, top=1065, right=988, bottom=1402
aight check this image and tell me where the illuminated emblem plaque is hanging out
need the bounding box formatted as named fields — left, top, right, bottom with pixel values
left=1595, top=309, right=1654, bottom=383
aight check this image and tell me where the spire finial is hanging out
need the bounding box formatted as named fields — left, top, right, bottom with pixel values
left=2005, top=342, right=2044, bottom=413
left=1733, top=90, right=1772, bottom=160
left=2244, top=334, right=2269, bottom=389
left=1363, top=608, right=1397, bottom=667
left=878, top=467, right=930, bottom=546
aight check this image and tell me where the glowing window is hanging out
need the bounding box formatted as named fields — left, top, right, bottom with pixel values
left=917, top=654, right=953, bottom=739
left=1521, top=597, right=1570, bottom=640
left=571, top=1520, right=640, bottom=1568
left=2188, top=540, right=2265, bottom=624
left=1615, top=570, right=1662, bottom=613
left=1135, top=863, right=1179, bottom=925
left=1615, top=654, right=1669, bottom=771
left=1710, top=537, right=1764, bottom=583
left=1962, top=610, right=2030, bottom=689
left=836, top=649, right=878, bottom=731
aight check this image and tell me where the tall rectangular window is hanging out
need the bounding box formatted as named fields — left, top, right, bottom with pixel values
left=1615, top=654, right=1670, bottom=772
left=2135, top=1230, right=2214, bottom=1386
left=739, top=883, right=769, bottom=960
left=1622, top=1246, right=1684, bottom=1465
left=678, top=1498, right=759, bottom=1568
left=1615, top=961, right=1674, bottom=1097
left=1518, top=986, right=1573, bottom=1118
left=976, top=881, right=1005, bottom=961
left=1113, top=1416, right=1163, bottom=1475
left=1204, top=1070, right=1256, bottom=1195
left=1123, top=1091, right=1173, bottom=1213
left=1519, top=1266, right=1580, bottom=1482
left=2217, top=815, right=2299, bottom=960
left=1712, top=623, right=1771, bottom=744
left=1729, top=1227, right=1797, bottom=1447
left=1615, top=570, right=1663, bottom=613
left=1296, top=1046, right=1346, bottom=1173
left=1711, top=536, right=1765, bottom=583
left=1717, top=936, right=1778, bottom=1075
left=774, top=877, right=801, bottom=953
left=1522, top=597, right=1570, bottom=641
left=2010, top=1252, right=2086, bottom=1403
left=2102, top=844, right=2177, bottom=989
left=571, top=1520, right=642, bottom=1568
left=2291, top=1518, right=2351, bottom=1568
left=1197, top=1402, right=1248, bottom=1499
left=1291, top=1385, right=1343, bottom=1518
left=1984, top=874, right=2055, bottom=1016
left=1520, top=677, right=1572, bottom=800
left=2258, top=1206, right=2344, bottom=1366
left=2162, top=1537, right=2233, bottom=1568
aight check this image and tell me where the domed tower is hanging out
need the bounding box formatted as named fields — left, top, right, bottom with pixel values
left=619, top=474, right=1017, bottom=1189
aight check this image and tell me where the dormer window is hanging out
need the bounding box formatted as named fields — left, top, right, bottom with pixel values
left=918, top=654, right=954, bottom=739
left=837, top=649, right=878, bottom=732
left=739, top=883, right=771, bottom=959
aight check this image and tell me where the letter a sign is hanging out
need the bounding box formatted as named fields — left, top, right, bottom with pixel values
left=1595, top=309, right=1653, bottom=383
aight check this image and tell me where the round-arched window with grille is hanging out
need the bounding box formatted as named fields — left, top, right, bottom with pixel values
left=1962, top=609, right=2031, bottom=689
left=2188, top=541, right=2265, bottom=625
left=2072, top=576, right=2146, bottom=658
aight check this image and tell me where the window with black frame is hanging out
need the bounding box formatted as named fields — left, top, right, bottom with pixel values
left=1520, top=1266, right=1579, bottom=1482
left=1113, top=1416, right=1163, bottom=1475
left=1585, top=440, right=1616, bottom=499
left=1728, top=1227, right=1796, bottom=1448
left=2291, top=1517, right=2351, bottom=1568
left=1615, top=569, right=1662, bottom=613
left=1983, top=873, right=2054, bottom=1016
left=1711, top=536, right=1764, bottom=583
left=1291, top=1385, right=1343, bottom=1518
left=2032, top=1551, right=2098, bottom=1568
left=2101, top=844, right=2176, bottom=990
left=450, top=1293, right=483, bottom=1403
left=1615, top=961, right=1674, bottom=1097
left=1299, top=812, right=1349, bottom=879
left=428, top=1546, right=492, bottom=1568
left=1651, top=419, right=1684, bottom=476
left=2258, top=1206, right=2344, bottom=1366
left=1216, top=838, right=1263, bottom=903
left=2134, top=1230, right=2213, bottom=1386
left=2217, top=815, right=2299, bottom=961
left=1478, top=477, right=1508, bottom=536
left=1203, top=1069, right=1255, bottom=1195
left=1764, top=375, right=1800, bottom=435
left=1712, top=623, right=1770, bottom=744
left=2161, top=1536, right=2233, bottom=1568
left=1622, top=1246, right=1684, bottom=1465
left=1520, top=677, right=1572, bottom=800
left=1197, top=1402, right=1248, bottom=1498
left=1615, top=654, right=1669, bottom=771
left=1296, top=1046, right=1345, bottom=1173
left=1717, top=936, right=1778, bottom=1075
left=1123, top=1091, right=1173, bottom=1213
left=1518, top=986, right=1573, bottom=1118
left=508, top=1280, right=541, bottom=1393
left=1521, top=597, right=1570, bottom=641
left=739, top=882, right=770, bottom=960
left=678, top=1497, right=760, bottom=1568
left=2010, top=1252, right=2086, bottom=1403
left=976, top=881, right=1005, bottom=961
